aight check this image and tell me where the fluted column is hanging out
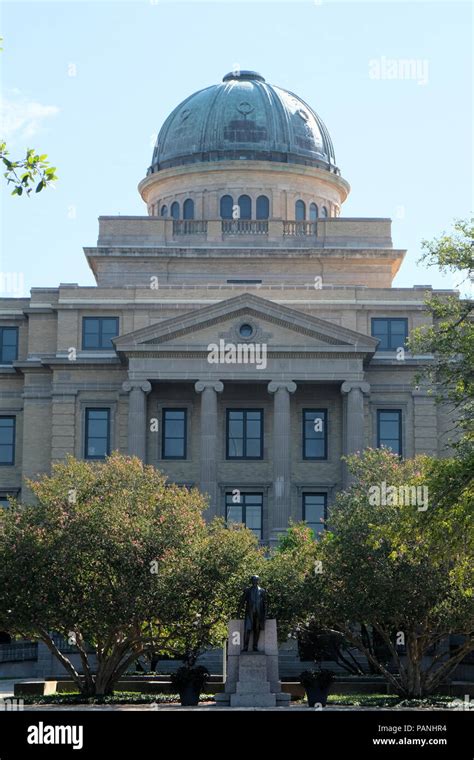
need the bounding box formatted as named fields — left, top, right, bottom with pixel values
left=122, top=380, right=152, bottom=460
left=341, top=381, right=370, bottom=485
left=268, top=381, right=297, bottom=543
left=195, top=380, right=224, bottom=517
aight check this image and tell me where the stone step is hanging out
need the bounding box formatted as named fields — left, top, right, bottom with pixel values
left=236, top=680, right=271, bottom=694
left=231, top=693, right=276, bottom=708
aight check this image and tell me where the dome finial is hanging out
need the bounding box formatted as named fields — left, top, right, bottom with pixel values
left=223, top=70, right=265, bottom=82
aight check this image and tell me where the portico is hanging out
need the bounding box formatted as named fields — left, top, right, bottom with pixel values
left=114, top=293, right=376, bottom=542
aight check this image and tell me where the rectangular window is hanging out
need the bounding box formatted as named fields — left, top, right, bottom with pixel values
left=0, top=491, right=17, bottom=508
left=303, top=493, right=327, bottom=537
left=162, top=409, right=187, bottom=459
left=226, top=409, right=263, bottom=459
left=0, top=417, right=15, bottom=465
left=303, top=409, right=327, bottom=459
left=226, top=492, right=263, bottom=540
left=82, top=317, right=119, bottom=350
left=377, top=409, right=402, bottom=456
left=85, top=408, right=110, bottom=459
left=0, top=327, right=18, bottom=364
left=371, top=318, right=408, bottom=351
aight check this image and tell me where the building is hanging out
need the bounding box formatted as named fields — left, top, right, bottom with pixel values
left=0, top=69, right=455, bottom=545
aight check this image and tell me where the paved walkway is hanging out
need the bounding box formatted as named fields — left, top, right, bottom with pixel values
left=17, top=703, right=450, bottom=712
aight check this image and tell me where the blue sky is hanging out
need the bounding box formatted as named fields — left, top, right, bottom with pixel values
left=1, top=0, right=472, bottom=296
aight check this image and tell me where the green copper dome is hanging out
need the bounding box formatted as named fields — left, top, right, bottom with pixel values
left=148, top=71, right=339, bottom=175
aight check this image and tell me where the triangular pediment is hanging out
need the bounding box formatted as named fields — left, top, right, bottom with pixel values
left=113, top=294, right=378, bottom=356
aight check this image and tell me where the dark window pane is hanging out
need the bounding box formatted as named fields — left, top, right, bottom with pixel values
left=0, top=328, right=18, bottom=364
left=256, top=195, right=269, bottom=220
left=378, top=410, right=402, bottom=456
left=183, top=199, right=194, bottom=220
left=309, top=203, right=318, bottom=221
left=238, top=195, right=252, bottom=220
left=161, top=205, right=168, bottom=217
left=245, top=439, right=261, bottom=458
left=228, top=438, right=243, bottom=458
left=246, top=420, right=261, bottom=438
left=85, top=409, right=109, bottom=459
left=372, top=319, right=408, bottom=351
left=220, top=195, right=233, bottom=219
left=227, top=505, right=243, bottom=524
left=0, top=447, right=13, bottom=464
left=295, top=200, right=305, bottom=221
left=164, top=438, right=184, bottom=457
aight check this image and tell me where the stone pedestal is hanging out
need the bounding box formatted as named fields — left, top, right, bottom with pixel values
left=214, top=619, right=290, bottom=707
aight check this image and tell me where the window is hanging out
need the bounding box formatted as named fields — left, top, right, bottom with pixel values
left=309, top=203, right=318, bottom=221
left=160, top=204, right=168, bottom=217
left=183, top=198, right=194, bottom=220
left=220, top=194, right=233, bottom=219
left=171, top=201, right=180, bottom=220
left=162, top=409, right=187, bottom=459
left=371, top=318, right=408, bottom=351
left=321, top=206, right=328, bottom=218
left=226, top=409, right=263, bottom=459
left=295, top=200, right=306, bottom=221
left=226, top=492, right=263, bottom=540
left=0, top=491, right=18, bottom=509
left=238, top=194, right=252, bottom=220
left=82, top=317, right=119, bottom=350
left=239, top=323, right=254, bottom=338
left=0, top=417, right=15, bottom=465
left=303, top=493, right=327, bottom=537
left=84, top=408, right=110, bottom=460
left=303, top=409, right=327, bottom=459
left=377, top=410, right=402, bottom=456
left=256, top=195, right=269, bottom=220
left=0, top=327, right=18, bottom=364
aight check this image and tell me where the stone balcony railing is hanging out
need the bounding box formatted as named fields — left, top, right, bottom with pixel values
left=97, top=216, right=394, bottom=249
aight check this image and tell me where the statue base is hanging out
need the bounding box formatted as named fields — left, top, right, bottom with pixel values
left=214, top=619, right=290, bottom=708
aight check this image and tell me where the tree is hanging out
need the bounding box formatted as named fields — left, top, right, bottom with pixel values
left=0, top=40, right=58, bottom=195
left=158, top=519, right=265, bottom=666
left=408, top=218, right=473, bottom=441
left=0, top=454, right=209, bottom=696
left=307, top=448, right=474, bottom=698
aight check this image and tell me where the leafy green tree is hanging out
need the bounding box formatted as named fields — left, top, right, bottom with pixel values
left=0, top=454, right=209, bottom=695
left=1, top=142, right=58, bottom=196
left=0, top=40, right=58, bottom=195
left=158, top=519, right=265, bottom=665
left=408, top=218, right=473, bottom=440
left=307, top=448, right=474, bottom=698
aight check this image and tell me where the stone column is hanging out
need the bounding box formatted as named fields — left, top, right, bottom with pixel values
left=268, top=381, right=296, bottom=544
left=122, top=380, right=152, bottom=460
left=195, top=380, right=224, bottom=517
left=341, top=381, right=370, bottom=485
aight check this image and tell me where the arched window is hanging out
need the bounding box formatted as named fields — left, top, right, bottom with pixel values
left=321, top=206, right=328, bottom=218
left=309, top=203, right=318, bottom=221
left=238, top=194, right=252, bottom=220
left=160, top=205, right=168, bottom=217
left=295, top=200, right=306, bottom=221
left=256, top=195, right=269, bottom=220
left=183, top=198, right=194, bottom=220
left=171, top=201, right=180, bottom=220
left=220, top=194, right=233, bottom=219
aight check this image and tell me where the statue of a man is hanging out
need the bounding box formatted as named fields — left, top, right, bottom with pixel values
left=239, top=575, right=267, bottom=652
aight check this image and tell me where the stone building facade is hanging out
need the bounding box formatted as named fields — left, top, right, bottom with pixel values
left=0, top=70, right=455, bottom=544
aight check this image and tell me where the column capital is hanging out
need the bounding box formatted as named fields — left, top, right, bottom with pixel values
left=267, top=381, right=297, bottom=394
left=195, top=380, right=224, bottom=394
left=122, top=380, right=152, bottom=394
left=341, top=381, right=370, bottom=395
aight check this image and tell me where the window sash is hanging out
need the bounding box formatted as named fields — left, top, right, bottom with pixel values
left=162, top=409, right=187, bottom=459
left=0, top=328, right=18, bottom=363
left=303, top=409, right=327, bottom=459
left=82, top=318, right=119, bottom=350
left=377, top=410, right=402, bottom=456
left=226, top=409, right=263, bottom=459
left=371, top=318, right=408, bottom=351
left=85, top=409, right=110, bottom=459
left=0, top=417, right=15, bottom=465
left=225, top=492, right=262, bottom=540
left=303, top=493, right=327, bottom=536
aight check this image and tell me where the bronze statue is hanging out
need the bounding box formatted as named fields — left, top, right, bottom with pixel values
left=239, top=575, right=267, bottom=651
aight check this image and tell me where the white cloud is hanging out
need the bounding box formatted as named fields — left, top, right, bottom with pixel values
left=0, top=91, right=60, bottom=143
